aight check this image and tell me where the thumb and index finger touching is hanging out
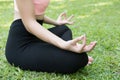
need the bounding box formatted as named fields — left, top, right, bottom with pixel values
left=60, top=12, right=74, bottom=20
left=72, top=35, right=86, bottom=46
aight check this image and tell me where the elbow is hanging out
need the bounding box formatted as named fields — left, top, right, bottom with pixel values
left=21, top=18, right=36, bottom=33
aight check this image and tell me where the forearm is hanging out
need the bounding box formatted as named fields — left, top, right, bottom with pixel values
left=43, top=15, right=58, bottom=26
left=25, top=20, right=65, bottom=49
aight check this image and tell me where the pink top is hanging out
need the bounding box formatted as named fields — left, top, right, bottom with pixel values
left=14, top=0, right=50, bottom=15
left=33, top=0, right=50, bottom=15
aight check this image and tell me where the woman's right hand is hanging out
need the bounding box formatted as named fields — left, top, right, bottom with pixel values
left=62, top=35, right=97, bottom=53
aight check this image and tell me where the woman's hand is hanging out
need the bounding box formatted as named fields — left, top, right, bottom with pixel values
left=62, top=35, right=97, bottom=53
left=56, top=12, right=74, bottom=25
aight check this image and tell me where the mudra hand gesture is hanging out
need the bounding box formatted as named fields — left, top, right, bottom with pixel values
left=57, top=12, right=97, bottom=53
left=57, top=12, right=74, bottom=25
left=63, top=35, right=97, bottom=53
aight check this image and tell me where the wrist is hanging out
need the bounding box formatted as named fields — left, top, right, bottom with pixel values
left=58, top=40, right=66, bottom=49
left=53, top=21, right=60, bottom=26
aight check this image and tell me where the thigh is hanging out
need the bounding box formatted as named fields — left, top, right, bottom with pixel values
left=48, top=25, right=72, bottom=40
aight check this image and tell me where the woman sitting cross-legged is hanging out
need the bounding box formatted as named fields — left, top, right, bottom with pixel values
left=5, top=0, right=97, bottom=74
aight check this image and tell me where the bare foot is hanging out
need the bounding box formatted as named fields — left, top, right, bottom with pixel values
left=87, top=56, right=93, bottom=65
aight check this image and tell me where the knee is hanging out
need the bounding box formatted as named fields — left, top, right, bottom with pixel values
left=63, top=25, right=71, bottom=31
left=56, top=24, right=71, bottom=31
left=57, top=52, right=88, bottom=74
left=80, top=52, right=88, bottom=67
left=67, top=52, right=88, bottom=72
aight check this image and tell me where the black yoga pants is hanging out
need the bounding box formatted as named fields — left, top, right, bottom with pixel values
left=5, top=19, right=88, bottom=74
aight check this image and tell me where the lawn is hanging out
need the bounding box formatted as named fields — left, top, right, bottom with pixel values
left=0, top=0, right=120, bottom=80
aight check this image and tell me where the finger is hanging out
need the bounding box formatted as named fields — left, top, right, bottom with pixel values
left=91, top=41, right=97, bottom=48
left=71, top=35, right=84, bottom=45
left=81, top=35, right=86, bottom=48
left=84, top=41, right=97, bottom=52
left=72, top=35, right=86, bottom=53
left=67, top=21, right=74, bottom=25
left=67, top=15, right=74, bottom=21
left=59, top=12, right=66, bottom=16
left=58, top=12, right=66, bottom=20
left=89, top=41, right=97, bottom=48
left=78, top=35, right=86, bottom=52
left=62, top=12, right=67, bottom=20
left=59, top=12, right=66, bottom=18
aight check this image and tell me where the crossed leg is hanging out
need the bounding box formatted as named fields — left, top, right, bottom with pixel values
left=49, top=25, right=96, bottom=65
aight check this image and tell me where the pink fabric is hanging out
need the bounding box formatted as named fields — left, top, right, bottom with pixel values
left=33, top=0, right=50, bottom=15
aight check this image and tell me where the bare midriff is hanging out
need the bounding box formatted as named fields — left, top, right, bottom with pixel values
left=14, top=11, right=44, bottom=20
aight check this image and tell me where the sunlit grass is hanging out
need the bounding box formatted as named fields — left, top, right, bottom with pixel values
left=0, top=0, right=120, bottom=80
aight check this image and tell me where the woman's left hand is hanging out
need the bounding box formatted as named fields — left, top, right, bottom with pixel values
left=56, top=12, right=74, bottom=25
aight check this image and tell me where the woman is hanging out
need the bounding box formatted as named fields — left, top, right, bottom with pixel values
left=5, top=0, right=97, bottom=74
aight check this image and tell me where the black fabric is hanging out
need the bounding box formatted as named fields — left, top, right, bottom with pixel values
left=5, top=19, right=88, bottom=74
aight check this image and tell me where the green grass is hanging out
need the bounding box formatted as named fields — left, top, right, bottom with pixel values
left=0, top=0, right=120, bottom=80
